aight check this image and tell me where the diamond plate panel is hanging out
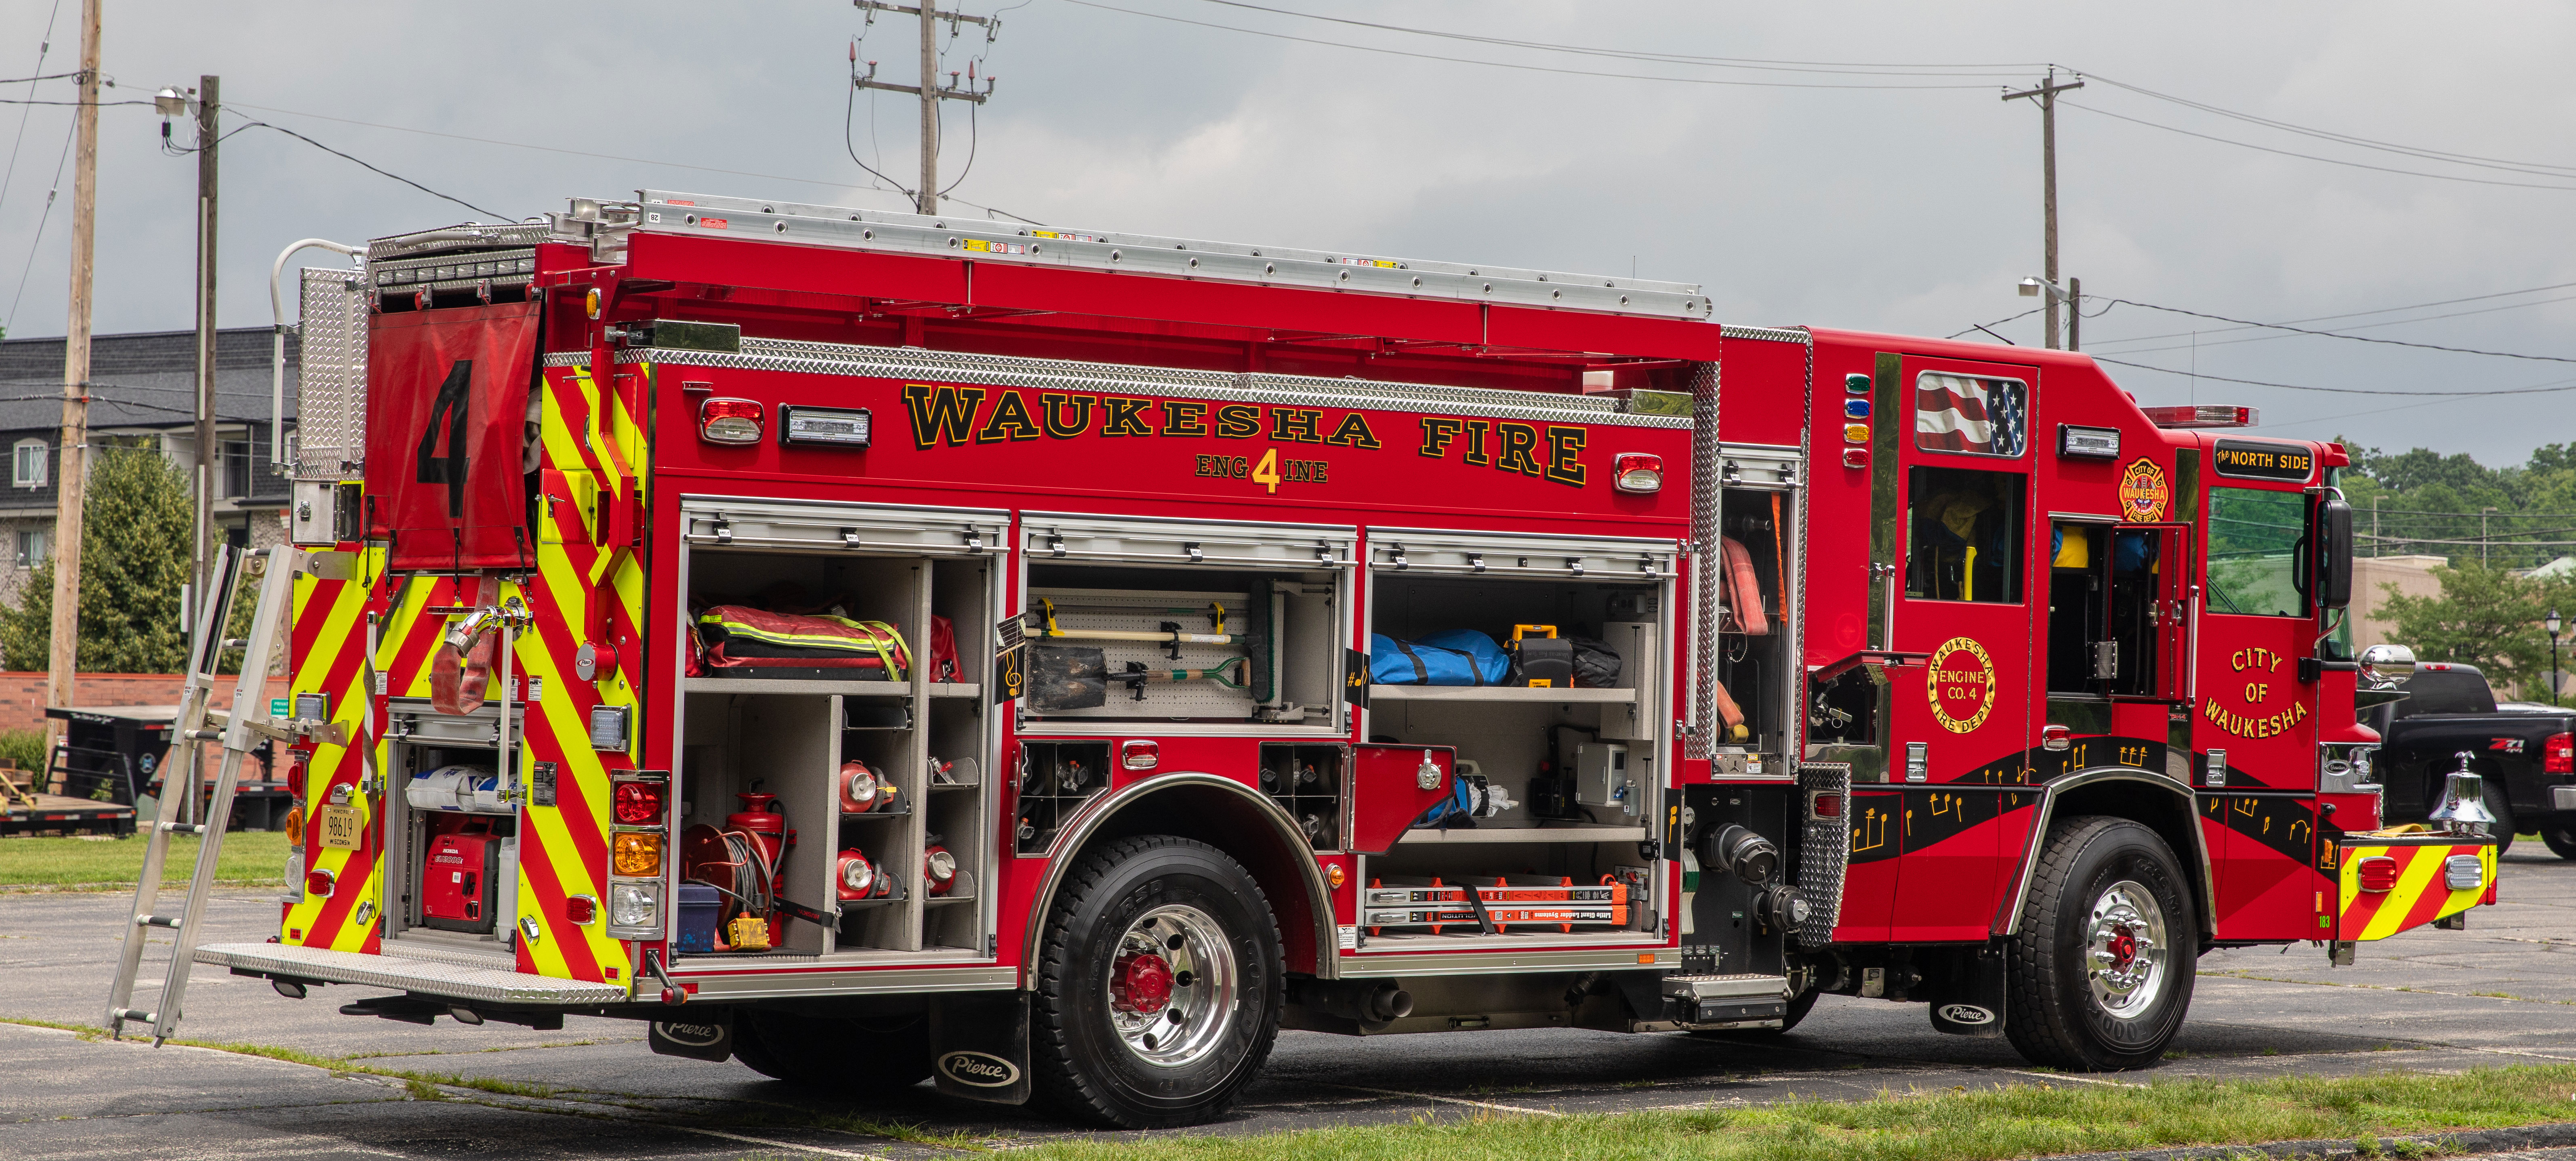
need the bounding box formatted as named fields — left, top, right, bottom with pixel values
left=194, top=941, right=628, bottom=1005
left=296, top=265, right=369, bottom=479
left=1796, top=762, right=1850, bottom=948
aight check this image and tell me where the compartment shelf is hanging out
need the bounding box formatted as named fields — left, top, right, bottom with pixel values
left=840, top=806, right=912, bottom=819
left=685, top=677, right=910, bottom=696
left=926, top=683, right=982, bottom=699
left=1367, top=684, right=1635, bottom=703
left=1396, top=825, right=1649, bottom=845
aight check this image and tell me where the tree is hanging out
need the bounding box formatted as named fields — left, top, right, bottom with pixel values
left=2376, top=560, right=2576, bottom=699
left=0, top=447, right=193, bottom=672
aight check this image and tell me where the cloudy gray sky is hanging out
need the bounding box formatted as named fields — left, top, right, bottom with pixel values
left=3, top=1, right=2571, bottom=466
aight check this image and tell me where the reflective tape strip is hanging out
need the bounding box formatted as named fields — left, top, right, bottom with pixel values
left=285, top=547, right=385, bottom=953
left=2339, top=842, right=2494, bottom=941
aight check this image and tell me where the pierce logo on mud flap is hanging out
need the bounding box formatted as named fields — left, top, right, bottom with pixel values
left=1937, top=1004, right=1996, bottom=1026
left=938, top=1051, right=1021, bottom=1088
left=654, top=1021, right=726, bottom=1048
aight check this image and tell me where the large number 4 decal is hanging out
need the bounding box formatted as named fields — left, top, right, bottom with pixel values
left=415, top=359, right=472, bottom=518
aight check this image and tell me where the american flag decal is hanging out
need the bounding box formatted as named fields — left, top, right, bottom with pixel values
left=1915, top=373, right=2027, bottom=456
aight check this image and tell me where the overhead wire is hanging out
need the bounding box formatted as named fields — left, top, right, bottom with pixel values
left=2092, top=297, right=2576, bottom=364
left=2079, top=71, right=2576, bottom=179
left=1057, top=0, right=2007, bottom=89
left=2087, top=355, right=2576, bottom=397
left=0, top=0, right=68, bottom=225
left=2059, top=99, right=2576, bottom=193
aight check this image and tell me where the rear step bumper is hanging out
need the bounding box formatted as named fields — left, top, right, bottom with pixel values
left=196, top=942, right=630, bottom=1006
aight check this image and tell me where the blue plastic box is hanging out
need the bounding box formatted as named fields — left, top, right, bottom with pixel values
left=675, top=884, right=722, bottom=953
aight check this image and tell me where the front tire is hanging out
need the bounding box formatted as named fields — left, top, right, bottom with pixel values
left=731, top=1009, right=934, bottom=1088
left=2005, top=816, right=2196, bottom=1071
left=1031, top=835, right=1282, bottom=1128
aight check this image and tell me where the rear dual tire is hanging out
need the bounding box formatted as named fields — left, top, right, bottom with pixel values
left=2005, top=816, right=2196, bottom=1071
left=1030, top=835, right=1283, bottom=1128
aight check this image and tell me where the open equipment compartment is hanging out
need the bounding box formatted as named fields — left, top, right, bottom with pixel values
left=1710, top=445, right=1805, bottom=778
left=672, top=498, right=1005, bottom=960
left=382, top=696, right=526, bottom=960
left=1013, top=514, right=1354, bottom=731
left=1352, top=527, right=1677, bottom=949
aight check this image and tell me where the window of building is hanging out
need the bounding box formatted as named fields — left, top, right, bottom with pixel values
left=1914, top=372, right=2028, bottom=458
left=221, top=437, right=252, bottom=499
left=2207, top=486, right=2309, bottom=617
left=15, top=528, right=48, bottom=569
left=1906, top=466, right=2025, bottom=603
left=13, top=439, right=47, bottom=489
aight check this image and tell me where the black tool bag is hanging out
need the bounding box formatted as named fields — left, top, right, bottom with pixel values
left=1569, top=637, right=1622, bottom=688
left=1511, top=637, right=1576, bottom=687
left=1027, top=645, right=1108, bottom=710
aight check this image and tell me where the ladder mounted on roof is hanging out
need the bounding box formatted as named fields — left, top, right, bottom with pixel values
left=104, top=543, right=356, bottom=1045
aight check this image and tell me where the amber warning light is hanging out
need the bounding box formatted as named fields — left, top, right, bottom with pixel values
left=1613, top=453, right=1663, bottom=494
left=699, top=397, right=764, bottom=444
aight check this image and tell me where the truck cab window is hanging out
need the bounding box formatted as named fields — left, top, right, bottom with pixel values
left=2207, top=486, right=2307, bottom=617
left=2046, top=523, right=2164, bottom=697
left=1906, top=466, right=2024, bottom=603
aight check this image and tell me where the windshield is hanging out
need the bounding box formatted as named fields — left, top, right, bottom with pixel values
left=2206, top=486, right=2307, bottom=617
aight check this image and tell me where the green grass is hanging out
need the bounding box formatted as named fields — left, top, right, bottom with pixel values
left=1014, top=1067, right=2576, bottom=1161
left=0, top=831, right=291, bottom=890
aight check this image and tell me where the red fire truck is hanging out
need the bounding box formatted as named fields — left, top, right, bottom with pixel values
left=181, top=190, right=2496, bottom=1127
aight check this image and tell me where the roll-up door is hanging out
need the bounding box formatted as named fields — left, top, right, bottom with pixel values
left=1363, top=527, right=1677, bottom=579
left=1020, top=512, right=1357, bottom=570
left=680, top=496, right=1009, bottom=556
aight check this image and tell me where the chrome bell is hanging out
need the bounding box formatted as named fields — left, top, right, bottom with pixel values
left=2426, top=751, right=2495, bottom=836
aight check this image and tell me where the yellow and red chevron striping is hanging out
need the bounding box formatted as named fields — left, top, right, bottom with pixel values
left=283, top=549, right=384, bottom=953
left=2336, top=840, right=2493, bottom=942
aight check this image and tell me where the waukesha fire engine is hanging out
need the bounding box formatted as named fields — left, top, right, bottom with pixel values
left=105, top=189, right=2502, bottom=1129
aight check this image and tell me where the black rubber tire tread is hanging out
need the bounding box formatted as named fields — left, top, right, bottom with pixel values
left=729, top=1010, right=933, bottom=1088
left=1688, top=986, right=1820, bottom=1039
left=2544, top=825, right=2576, bottom=861
left=2486, top=782, right=2515, bottom=855
left=2003, top=815, right=2196, bottom=1072
left=1029, top=834, right=1283, bottom=1129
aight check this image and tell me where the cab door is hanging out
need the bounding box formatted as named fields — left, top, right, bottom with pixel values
left=2192, top=444, right=2328, bottom=938
left=1880, top=353, right=2037, bottom=941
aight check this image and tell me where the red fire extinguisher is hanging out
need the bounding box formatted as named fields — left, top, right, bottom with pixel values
left=727, top=789, right=795, bottom=939
left=838, top=760, right=893, bottom=813
left=835, top=848, right=878, bottom=901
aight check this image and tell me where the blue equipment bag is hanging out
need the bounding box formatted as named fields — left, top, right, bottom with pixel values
left=1368, top=630, right=1510, bottom=686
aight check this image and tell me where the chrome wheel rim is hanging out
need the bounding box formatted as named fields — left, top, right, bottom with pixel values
left=1104, top=903, right=1236, bottom=1068
left=2085, top=879, right=2168, bottom=1019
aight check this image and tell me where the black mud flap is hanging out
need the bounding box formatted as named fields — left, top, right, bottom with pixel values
left=648, top=1010, right=735, bottom=1062
left=929, top=990, right=1032, bottom=1104
left=1927, top=946, right=2007, bottom=1037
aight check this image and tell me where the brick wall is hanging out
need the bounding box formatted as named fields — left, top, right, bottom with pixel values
left=0, top=671, right=292, bottom=733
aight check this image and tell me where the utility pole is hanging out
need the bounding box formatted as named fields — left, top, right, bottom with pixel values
left=2067, top=276, right=2082, bottom=352
left=2004, top=69, right=2084, bottom=349
left=854, top=0, right=996, bottom=215
left=46, top=0, right=101, bottom=787
left=192, top=76, right=219, bottom=661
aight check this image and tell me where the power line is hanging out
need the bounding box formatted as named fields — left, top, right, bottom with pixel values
left=0, top=0, right=68, bottom=227
left=225, top=99, right=1048, bottom=227
left=2060, top=99, right=2576, bottom=193
left=2088, top=355, right=2576, bottom=398
left=2080, top=71, right=2576, bottom=180
left=5, top=114, right=75, bottom=323
left=1181, top=0, right=2044, bottom=78
left=2090, top=281, right=2576, bottom=347
left=2094, top=297, right=2576, bottom=363
left=2087, top=289, right=2576, bottom=357
left=1058, top=0, right=2008, bottom=90
left=223, top=115, right=511, bottom=221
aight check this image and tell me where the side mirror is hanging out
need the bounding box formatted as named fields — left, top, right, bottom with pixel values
left=2315, top=496, right=2353, bottom=609
left=2359, top=643, right=2416, bottom=688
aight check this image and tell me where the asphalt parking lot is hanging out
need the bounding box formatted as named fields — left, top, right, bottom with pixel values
left=3, top=847, right=2572, bottom=1160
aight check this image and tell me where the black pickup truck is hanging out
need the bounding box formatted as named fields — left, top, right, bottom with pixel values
left=2367, top=661, right=2576, bottom=857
